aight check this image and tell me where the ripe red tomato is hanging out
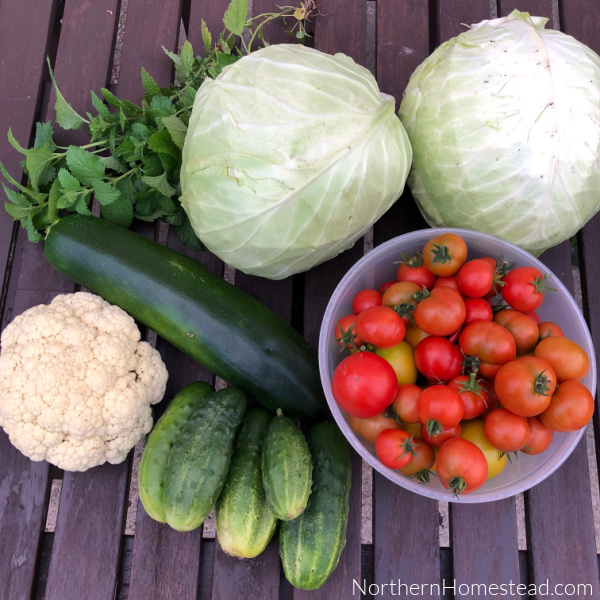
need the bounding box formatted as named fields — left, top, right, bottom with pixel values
left=448, top=373, right=489, bottom=420
left=423, top=233, right=468, bottom=277
left=433, top=275, right=460, bottom=293
left=493, top=309, right=539, bottom=354
left=378, top=280, right=397, bottom=295
left=525, top=310, right=540, bottom=325
left=436, top=438, right=488, bottom=495
left=459, top=321, right=516, bottom=366
left=501, top=266, right=554, bottom=312
left=539, top=380, right=595, bottom=432
left=348, top=410, right=402, bottom=445
left=494, top=357, right=557, bottom=417
left=417, top=385, right=465, bottom=437
left=533, top=336, right=590, bottom=382
left=375, top=429, right=416, bottom=469
left=396, top=252, right=437, bottom=290
left=463, top=298, right=493, bottom=326
left=458, top=259, right=495, bottom=298
left=398, top=439, right=436, bottom=480
left=354, top=305, right=406, bottom=349
left=538, top=321, right=564, bottom=340
left=421, top=422, right=461, bottom=447
left=381, top=281, right=421, bottom=325
left=413, top=336, right=463, bottom=384
left=483, top=408, right=531, bottom=452
left=413, top=286, right=466, bottom=336
left=391, top=383, right=422, bottom=424
left=334, top=314, right=362, bottom=350
left=331, top=352, right=398, bottom=418
left=522, top=416, right=554, bottom=455
left=352, top=288, right=382, bottom=314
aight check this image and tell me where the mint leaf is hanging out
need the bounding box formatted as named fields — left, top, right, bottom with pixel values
left=66, top=146, right=105, bottom=185
left=47, top=58, right=87, bottom=130
left=0, top=161, right=47, bottom=203
left=100, top=196, right=134, bottom=227
left=2, top=182, right=30, bottom=207
left=34, top=122, right=55, bottom=149
left=141, top=171, right=176, bottom=198
left=201, top=20, right=212, bottom=52
left=90, top=91, right=113, bottom=120
left=99, top=155, right=127, bottom=173
left=141, top=68, right=162, bottom=97
left=175, top=217, right=203, bottom=252
left=4, top=202, right=31, bottom=220
left=179, top=41, right=195, bottom=79
left=149, top=95, right=176, bottom=115
left=101, top=88, right=142, bottom=117
left=47, top=178, right=62, bottom=221
left=91, top=179, right=121, bottom=205
left=7, top=128, right=27, bottom=154
left=223, top=0, right=248, bottom=36
left=148, top=129, right=179, bottom=159
left=161, top=116, right=187, bottom=149
left=25, top=142, right=56, bottom=190
left=57, top=168, right=81, bottom=192
left=116, top=177, right=137, bottom=204
left=74, top=195, right=93, bottom=216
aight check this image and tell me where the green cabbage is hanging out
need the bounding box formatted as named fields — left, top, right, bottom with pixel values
left=399, top=10, right=600, bottom=256
left=180, top=44, right=412, bottom=279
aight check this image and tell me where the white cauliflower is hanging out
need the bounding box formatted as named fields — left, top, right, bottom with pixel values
left=0, top=292, right=168, bottom=471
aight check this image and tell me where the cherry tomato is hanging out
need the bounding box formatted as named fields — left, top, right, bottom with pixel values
left=375, top=429, right=416, bottom=469
left=463, top=298, right=493, bottom=326
left=460, top=419, right=507, bottom=479
left=381, top=281, right=421, bottom=325
left=433, top=275, right=461, bottom=293
left=349, top=410, right=402, bottom=445
left=494, top=356, right=556, bottom=417
left=483, top=408, right=531, bottom=453
left=423, top=233, right=468, bottom=277
left=352, top=288, right=382, bottom=314
left=376, top=341, right=418, bottom=385
left=398, top=438, right=436, bottom=480
left=538, top=321, right=564, bottom=340
left=414, top=336, right=463, bottom=384
left=413, top=286, right=466, bottom=337
left=522, top=416, right=554, bottom=455
left=436, top=438, right=488, bottom=495
left=501, top=266, right=554, bottom=312
left=403, top=323, right=431, bottom=348
left=478, top=361, right=502, bottom=380
left=418, top=385, right=464, bottom=437
left=533, top=336, right=590, bottom=382
left=420, top=422, right=462, bottom=447
left=459, top=321, right=516, bottom=367
left=448, top=373, right=489, bottom=420
left=493, top=309, right=539, bottom=354
left=458, top=259, right=495, bottom=298
left=354, top=305, right=406, bottom=349
left=335, top=314, right=362, bottom=350
left=332, top=352, right=398, bottom=418
left=478, top=377, right=499, bottom=416
left=391, top=383, right=422, bottom=424
left=396, top=251, right=437, bottom=290
left=525, top=310, right=540, bottom=325
left=539, top=380, right=595, bottom=432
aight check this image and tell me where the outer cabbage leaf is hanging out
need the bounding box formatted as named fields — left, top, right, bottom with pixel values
left=399, top=10, right=600, bottom=256
left=180, top=44, right=412, bottom=279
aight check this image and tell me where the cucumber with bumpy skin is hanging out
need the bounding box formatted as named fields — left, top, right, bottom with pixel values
left=138, top=381, right=213, bottom=523
left=44, top=214, right=326, bottom=420
left=163, top=386, right=246, bottom=531
left=215, top=407, right=278, bottom=558
left=261, top=410, right=313, bottom=521
left=279, top=422, right=352, bottom=590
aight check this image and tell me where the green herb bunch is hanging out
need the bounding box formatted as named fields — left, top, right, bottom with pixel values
left=1, top=0, right=316, bottom=249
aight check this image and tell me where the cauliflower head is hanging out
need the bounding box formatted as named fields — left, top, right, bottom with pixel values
left=0, top=292, right=168, bottom=471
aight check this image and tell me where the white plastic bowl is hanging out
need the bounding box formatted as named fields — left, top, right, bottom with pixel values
left=318, top=228, right=597, bottom=503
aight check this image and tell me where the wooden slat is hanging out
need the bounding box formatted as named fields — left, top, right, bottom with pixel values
left=437, top=0, right=490, bottom=44
left=0, top=0, right=56, bottom=311
left=253, top=0, right=297, bottom=46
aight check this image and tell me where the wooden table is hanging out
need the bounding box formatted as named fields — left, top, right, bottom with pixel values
left=1, top=1, right=599, bottom=599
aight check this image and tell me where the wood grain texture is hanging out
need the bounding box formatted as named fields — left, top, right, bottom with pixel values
left=436, top=0, right=491, bottom=44
left=373, top=473, right=441, bottom=599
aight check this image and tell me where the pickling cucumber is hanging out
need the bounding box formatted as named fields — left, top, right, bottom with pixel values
left=215, top=407, right=278, bottom=558
left=44, top=214, right=326, bottom=420
left=162, top=386, right=246, bottom=531
left=261, top=411, right=312, bottom=520
left=137, top=381, right=213, bottom=523
left=279, top=422, right=352, bottom=590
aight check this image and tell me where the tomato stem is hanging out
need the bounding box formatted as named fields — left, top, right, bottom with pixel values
left=428, top=241, right=452, bottom=265
left=425, top=419, right=444, bottom=437
left=530, top=273, right=557, bottom=294
left=534, top=368, right=554, bottom=396
left=448, top=476, right=467, bottom=496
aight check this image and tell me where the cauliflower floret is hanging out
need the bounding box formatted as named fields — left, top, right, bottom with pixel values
left=0, top=292, right=168, bottom=471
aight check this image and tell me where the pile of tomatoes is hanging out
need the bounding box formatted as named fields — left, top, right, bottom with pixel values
left=332, top=232, right=593, bottom=496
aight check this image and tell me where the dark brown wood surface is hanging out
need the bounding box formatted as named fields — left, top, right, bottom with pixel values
left=0, top=1, right=599, bottom=599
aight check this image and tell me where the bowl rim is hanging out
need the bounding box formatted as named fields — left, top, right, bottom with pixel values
left=318, top=227, right=597, bottom=503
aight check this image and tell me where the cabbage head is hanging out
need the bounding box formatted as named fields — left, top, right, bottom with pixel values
left=399, top=10, right=600, bottom=256
left=180, top=44, right=412, bottom=279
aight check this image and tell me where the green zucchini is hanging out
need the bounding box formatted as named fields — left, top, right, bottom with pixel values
left=279, top=422, right=352, bottom=590
left=215, top=407, right=278, bottom=558
left=138, top=381, right=213, bottom=523
left=163, top=386, right=246, bottom=531
left=44, top=215, right=326, bottom=420
left=261, top=411, right=312, bottom=520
